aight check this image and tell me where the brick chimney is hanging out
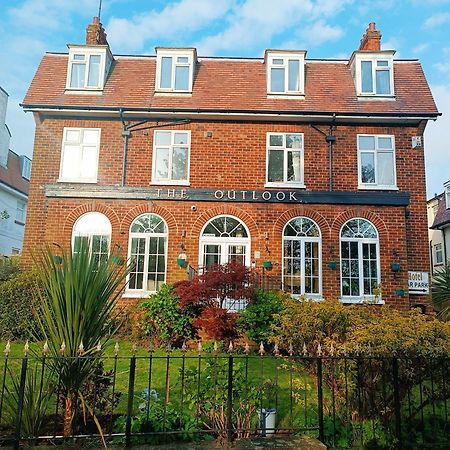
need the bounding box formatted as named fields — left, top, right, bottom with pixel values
left=359, top=22, right=381, bottom=51
left=86, top=16, right=108, bottom=46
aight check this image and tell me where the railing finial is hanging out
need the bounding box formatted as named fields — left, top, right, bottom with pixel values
left=43, top=340, right=49, bottom=355
left=317, top=342, right=322, bottom=357
left=114, top=342, right=120, bottom=356
left=259, top=342, right=265, bottom=356
left=24, top=340, right=30, bottom=355
left=4, top=340, right=11, bottom=356
left=78, top=340, right=85, bottom=356
left=302, top=342, right=308, bottom=357
left=228, top=341, right=234, bottom=353
left=60, top=341, right=66, bottom=355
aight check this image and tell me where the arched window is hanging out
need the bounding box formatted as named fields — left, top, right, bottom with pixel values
left=72, top=212, right=111, bottom=265
left=340, top=218, right=380, bottom=302
left=283, top=217, right=321, bottom=298
left=128, top=214, right=168, bottom=294
left=199, top=215, right=251, bottom=270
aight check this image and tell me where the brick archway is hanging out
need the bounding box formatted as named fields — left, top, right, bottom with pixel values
left=272, top=207, right=330, bottom=238
left=331, top=209, right=389, bottom=240
left=120, top=204, right=178, bottom=236
left=190, top=205, right=260, bottom=240
left=63, top=202, right=120, bottom=236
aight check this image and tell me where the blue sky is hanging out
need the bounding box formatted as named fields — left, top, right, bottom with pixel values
left=0, top=0, right=449, bottom=196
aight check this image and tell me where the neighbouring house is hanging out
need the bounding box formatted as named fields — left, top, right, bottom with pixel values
left=21, top=19, right=439, bottom=310
left=428, top=180, right=450, bottom=274
left=0, top=87, right=31, bottom=254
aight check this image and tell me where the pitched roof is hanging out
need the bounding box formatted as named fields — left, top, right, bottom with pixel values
left=0, top=151, right=29, bottom=196
left=430, top=193, right=450, bottom=229
left=22, top=54, right=438, bottom=116
left=431, top=193, right=450, bottom=230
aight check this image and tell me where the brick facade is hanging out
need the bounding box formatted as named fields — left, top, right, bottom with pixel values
left=22, top=21, right=438, bottom=310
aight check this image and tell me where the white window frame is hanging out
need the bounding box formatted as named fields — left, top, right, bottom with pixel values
left=155, top=49, right=195, bottom=93
left=58, top=127, right=101, bottom=183
left=434, top=243, right=444, bottom=266
left=354, top=52, right=395, bottom=97
left=266, top=132, right=304, bottom=188
left=445, top=182, right=450, bottom=209
left=71, top=212, right=112, bottom=262
left=151, top=130, right=191, bottom=185
left=357, top=134, right=397, bottom=190
left=198, top=215, right=251, bottom=270
left=66, top=47, right=107, bottom=90
left=340, top=218, right=382, bottom=304
left=266, top=51, right=305, bottom=96
left=126, top=213, right=168, bottom=298
left=282, top=217, right=322, bottom=300
left=21, top=156, right=31, bottom=180
left=15, top=201, right=26, bottom=223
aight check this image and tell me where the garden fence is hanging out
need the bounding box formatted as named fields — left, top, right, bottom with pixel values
left=0, top=343, right=449, bottom=449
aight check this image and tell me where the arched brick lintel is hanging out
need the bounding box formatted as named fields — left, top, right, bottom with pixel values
left=271, top=207, right=331, bottom=238
left=119, top=204, right=178, bottom=236
left=62, top=202, right=120, bottom=236
left=331, top=209, right=389, bottom=239
left=190, top=205, right=261, bottom=240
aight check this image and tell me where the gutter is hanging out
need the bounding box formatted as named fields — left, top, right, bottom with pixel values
left=20, top=103, right=441, bottom=122
left=0, top=181, right=29, bottom=200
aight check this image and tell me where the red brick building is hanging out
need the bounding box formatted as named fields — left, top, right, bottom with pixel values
left=21, top=19, right=439, bottom=309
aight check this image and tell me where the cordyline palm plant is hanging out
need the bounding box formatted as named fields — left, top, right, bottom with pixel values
left=432, top=262, right=450, bottom=319
left=33, top=240, right=129, bottom=438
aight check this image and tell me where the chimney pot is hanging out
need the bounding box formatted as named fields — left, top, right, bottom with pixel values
left=86, top=16, right=108, bottom=46
left=359, top=22, right=381, bottom=52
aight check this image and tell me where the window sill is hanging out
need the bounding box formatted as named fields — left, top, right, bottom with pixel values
left=357, top=95, right=395, bottom=101
left=358, top=185, right=398, bottom=191
left=154, top=91, right=192, bottom=97
left=57, top=179, right=98, bottom=184
left=267, top=93, right=305, bottom=99
left=123, top=291, right=154, bottom=299
left=150, top=181, right=190, bottom=186
left=64, top=88, right=104, bottom=95
left=340, top=297, right=385, bottom=305
left=291, top=294, right=324, bottom=302
left=264, top=183, right=305, bottom=189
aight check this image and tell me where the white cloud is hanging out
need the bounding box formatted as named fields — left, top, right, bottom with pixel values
left=106, top=0, right=235, bottom=52
left=412, top=43, right=429, bottom=54
left=299, top=21, right=344, bottom=47
left=423, top=12, right=450, bottom=29
left=196, top=0, right=352, bottom=55
left=8, top=0, right=96, bottom=31
left=425, top=84, right=450, bottom=197
left=434, top=62, right=450, bottom=74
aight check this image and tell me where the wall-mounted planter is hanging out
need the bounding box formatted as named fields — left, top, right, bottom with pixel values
left=328, top=260, right=337, bottom=270
left=112, top=255, right=123, bottom=265
left=177, top=253, right=187, bottom=267
left=52, top=255, right=62, bottom=264
left=391, top=263, right=401, bottom=272
left=262, top=260, right=272, bottom=269
left=396, top=289, right=405, bottom=297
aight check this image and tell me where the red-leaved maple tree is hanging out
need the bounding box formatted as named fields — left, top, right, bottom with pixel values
left=174, top=261, right=253, bottom=341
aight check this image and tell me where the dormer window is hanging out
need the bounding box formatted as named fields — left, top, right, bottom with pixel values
left=20, top=156, right=31, bottom=180
left=266, top=51, right=306, bottom=96
left=353, top=51, right=395, bottom=97
left=156, top=48, right=196, bottom=93
left=445, top=182, right=450, bottom=209
left=66, top=45, right=112, bottom=91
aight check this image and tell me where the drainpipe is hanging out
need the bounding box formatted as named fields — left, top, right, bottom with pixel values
left=119, top=108, right=131, bottom=187
left=325, top=133, right=336, bottom=192
left=442, top=229, right=448, bottom=267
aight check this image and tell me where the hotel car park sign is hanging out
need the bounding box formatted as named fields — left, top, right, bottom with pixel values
left=408, top=271, right=429, bottom=295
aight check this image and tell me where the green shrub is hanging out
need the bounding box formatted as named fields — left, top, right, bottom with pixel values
left=237, top=289, right=284, bottom=344
left=0, top=256, right=20, bottom=283
left=271, top=298, right=450, bottom=355
left=0, top=271, right=43, bottom=340
left=140, top=284, right=194, bottom=347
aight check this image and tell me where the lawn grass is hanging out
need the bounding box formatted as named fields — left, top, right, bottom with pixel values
left=0, top=340, right=317, bottom=431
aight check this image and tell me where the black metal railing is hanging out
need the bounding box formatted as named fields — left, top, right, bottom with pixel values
left=0, top=344, right=449, bottom=449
